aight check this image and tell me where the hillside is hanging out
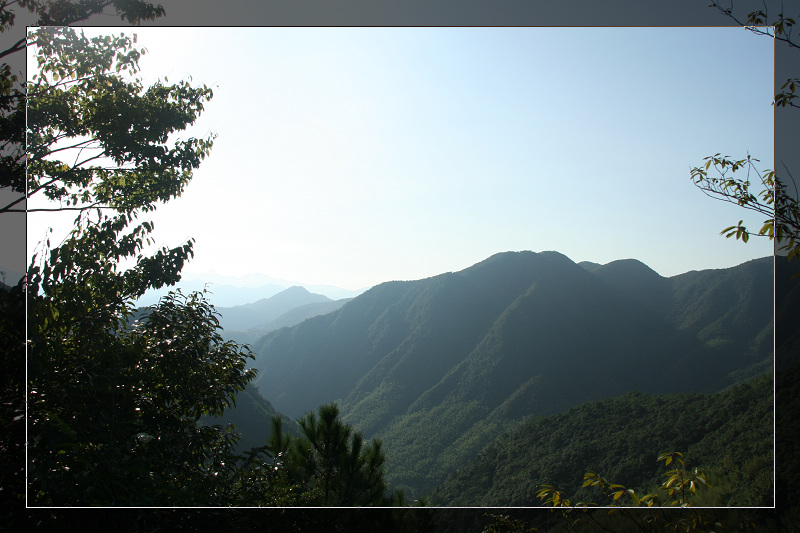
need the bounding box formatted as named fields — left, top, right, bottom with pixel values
left=250, top=251, right=773, bottom=497
left=431, top=373, right=773, bottom=506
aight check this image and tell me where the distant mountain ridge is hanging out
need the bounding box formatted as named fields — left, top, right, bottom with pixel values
left=134, top=283, right=355, bottom=347
left=134, top=274, right=367, bottom=307
left=250, top=251, right=773, bottom=497
left=220, top=297, right=353, bottom=346
left=216, top=286, right=333, bottom=332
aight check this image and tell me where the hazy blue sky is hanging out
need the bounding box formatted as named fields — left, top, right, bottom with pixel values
left=27, top=27, right=774, bottom=290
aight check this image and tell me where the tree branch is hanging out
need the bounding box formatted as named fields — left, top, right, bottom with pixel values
left=779, top=160, right=799, bottom=198
left=15, top=204, right=114, bottom=213
left=20, top=173, right=71, bottom=204
left=694, top=186, right=775, bottom=217
left=0, top=36, right=26, bottom=60
left=33, top=138, right=99, bottom=160
left=27, top=132, right=76, bottom=156
left=0, top=192, right=25, bottom=213
left=73, top=151, right=109, bottom=169
left=709, top=0, right=800, bottom=50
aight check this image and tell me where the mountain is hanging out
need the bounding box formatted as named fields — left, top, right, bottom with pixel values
left=588, top=256, right=773, bottom=381
left=431, top=373, right=773, bottom=507
left=576, top=260, right=603, bottom=272
left=221, top=298, right=353, bottom=346
left=185, top=271, right=369, bottom=301
left=215, top=286, right=333, bottom=332
left=250, top=251, right=773, bottom=497
left=135, top=279, right=288, bottom=308
left=135, top=272, right=368, bottom=307
left=264, top=299, right=353, bottom=331
left=582, top=258, right=670, bottom=310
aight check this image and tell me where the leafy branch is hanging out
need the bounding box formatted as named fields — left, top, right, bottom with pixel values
left=690, top=153, right=800, bottom=261
left=536, top=452, right=717, bottom=533
left=707, top=1, right=799, bottom=50
left=7, top=28, right=216, bottom=218
left=706, top=3, right=800, bottom=110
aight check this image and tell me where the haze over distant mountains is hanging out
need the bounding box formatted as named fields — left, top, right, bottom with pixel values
left=216, top=286, right=332, bottom=332
left=215, top=286, right=353, bottom=346
left=134, top=271, right=368, bottom=307
left=249, top=250, right=773, bottom=497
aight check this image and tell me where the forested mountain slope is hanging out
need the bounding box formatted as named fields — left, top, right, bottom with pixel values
left=251, top=251, right=772, bottom=497
left=431, top=373, right=773, bottom=507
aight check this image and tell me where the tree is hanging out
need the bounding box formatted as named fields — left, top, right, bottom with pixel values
left=0, top=0, right=170, bottom=514
left=219, top=414, right=316, bottom=506
left=0, top=273, right=25, bottom=515
left=22, top=26, right=261, bottom=506
left=690, top=3, right=800, bottom=260
left=24, top=28, right=214, bottom=216
left=219, top=405, right=397, bottom=507
left=28, top=289, right=256, bottom=505
left=292, top=403, right=389, bottom=506
left=0, top=1, right=167, bottom=215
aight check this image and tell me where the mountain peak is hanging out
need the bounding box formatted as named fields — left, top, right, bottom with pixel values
left=597, top=258, right=663, bottom=280
left=215, top=286, right=331, bottom=331
left=284, top=285, right=310, bottom=294
left=578, top=261, right=603, bottom=272
left=462, top=250, right=578, bottom=276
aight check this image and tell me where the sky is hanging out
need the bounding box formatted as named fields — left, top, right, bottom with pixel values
left=26, top=27, right=774, bottom=291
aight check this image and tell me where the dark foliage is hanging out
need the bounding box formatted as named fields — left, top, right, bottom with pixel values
left=201, top=383, right=300, bottom=454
